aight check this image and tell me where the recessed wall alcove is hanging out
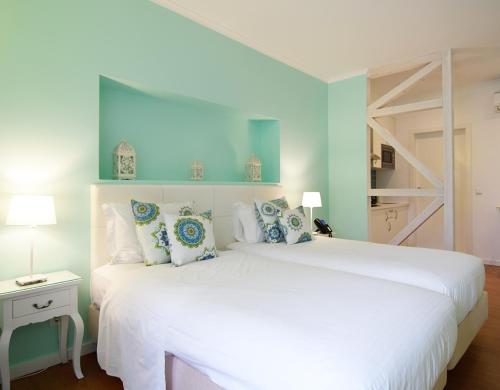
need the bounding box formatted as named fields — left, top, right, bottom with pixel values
left=99, top=76, right=280, bottom=183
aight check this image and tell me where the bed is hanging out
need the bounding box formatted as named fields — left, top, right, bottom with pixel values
left=92, top=252, right=455, bottom=390
left=228, top=236, right=488, bottom=369
left=89, top=183, right=456, bottom=390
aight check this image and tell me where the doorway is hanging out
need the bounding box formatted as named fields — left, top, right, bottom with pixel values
left=412, top=127, right=472, bottom=253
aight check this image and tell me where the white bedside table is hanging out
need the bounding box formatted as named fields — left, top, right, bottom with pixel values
left=0, top=271, right=84, bottom=390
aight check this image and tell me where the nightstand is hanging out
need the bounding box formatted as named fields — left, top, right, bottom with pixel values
left=0, top=271, right=84, bottom=390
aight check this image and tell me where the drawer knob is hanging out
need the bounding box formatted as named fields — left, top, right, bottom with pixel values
left=33, top=300, right=53, bottom=310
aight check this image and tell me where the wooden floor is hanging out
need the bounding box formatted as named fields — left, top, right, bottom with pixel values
left=10, top=266, right=500, bottom=390
left=446, top=265, right=500, bottom=389
left=10, top=353, right=122, bottom=390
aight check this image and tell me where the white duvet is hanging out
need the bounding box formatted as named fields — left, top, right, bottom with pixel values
left=98, top=251, right=457, bottom=390
left=91, top=262, right=147, bottom=307
left=228, top=238, right=485, bottom=323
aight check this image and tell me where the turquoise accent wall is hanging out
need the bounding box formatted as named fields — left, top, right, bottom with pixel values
left=99, top=77, right=280, bottom=182
left=0, top=0, right=328, bottom=366
left=328, top=75, right=368, bottom=240
left=248, top=120, right=280, bottom=182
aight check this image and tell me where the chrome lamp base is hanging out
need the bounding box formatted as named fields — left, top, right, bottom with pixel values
left=16, top=274, right=48, bottom=286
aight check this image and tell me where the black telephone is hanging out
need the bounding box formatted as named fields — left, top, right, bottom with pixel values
left=314, top=218, right=333, bottom=237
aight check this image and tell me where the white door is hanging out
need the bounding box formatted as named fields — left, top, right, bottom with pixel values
left=414, top=128, right=471, bottom=252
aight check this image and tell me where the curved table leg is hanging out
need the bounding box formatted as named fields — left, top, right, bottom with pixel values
left=69, top=313, right=84, bottom=379
left=0, top=326, right=13, bottom=390
left=58, top=315, right=69, bottom=364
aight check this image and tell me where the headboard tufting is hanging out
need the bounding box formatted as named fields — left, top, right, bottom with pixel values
left=90, top=183, right=283, bottom=270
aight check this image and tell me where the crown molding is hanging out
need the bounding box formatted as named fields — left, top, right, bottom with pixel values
left=151, top=0, right=327, bottom=82
left=328, top=69, right=368, bottom=84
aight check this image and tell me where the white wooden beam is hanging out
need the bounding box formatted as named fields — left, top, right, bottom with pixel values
left=442, top=49, right=455, bottom=251
left=366, top=75, right=373, bottom=240
left=368, top=188, right=443, bottom=197
left=366, top=50, right=455, bottom=250
left=367, top=117, right=443, bottom=189
left=389, top=197, right=444, bottom=245
left=368, top=60, right=441, bottom=110
left=368, top=98, right=442, bottom=118
left=368, top=52, right=441, bottom=79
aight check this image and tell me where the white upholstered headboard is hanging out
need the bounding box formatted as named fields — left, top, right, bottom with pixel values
left=90, top=183, right=283, bottom=271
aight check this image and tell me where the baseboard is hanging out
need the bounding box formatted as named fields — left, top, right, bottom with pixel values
left=483, top=258, right=500, bottom=266
left=0, top=342, right=96, bottom=384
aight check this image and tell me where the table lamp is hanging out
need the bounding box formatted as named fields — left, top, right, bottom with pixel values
left=302, top=192, right=322, bottom=232
left=6, top=195, right=57, bottom=286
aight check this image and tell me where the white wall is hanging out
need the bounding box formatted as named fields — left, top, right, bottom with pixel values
left=392, top=78, right=500, bottom=263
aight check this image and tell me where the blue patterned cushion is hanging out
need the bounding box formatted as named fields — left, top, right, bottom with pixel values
left=131, top=200, right=194, bottom=266
left=254, top=197, right=289, bottom=243
left=277, top=206, right=312, bottom=245
left=164, top=212, right=217, bottom=266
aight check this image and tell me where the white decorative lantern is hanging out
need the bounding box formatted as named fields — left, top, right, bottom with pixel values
left=246, top=154, right=261, bottom=182
left=113, top=140, right=136, bottom=180
left=191, top=160, right=204, bottom=181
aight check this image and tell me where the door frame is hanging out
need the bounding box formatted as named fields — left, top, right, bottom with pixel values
left=409, top=123, right=472, bottom=253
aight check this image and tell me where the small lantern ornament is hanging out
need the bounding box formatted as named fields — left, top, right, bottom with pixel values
left=246, top=154, right=262, bottom=182
left=113, top=140, right=136, bottom=180
left=191, top=160, right=204, bottom=181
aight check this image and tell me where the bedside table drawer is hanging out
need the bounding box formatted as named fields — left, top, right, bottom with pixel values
left=12, top=289, right=70, bottom=318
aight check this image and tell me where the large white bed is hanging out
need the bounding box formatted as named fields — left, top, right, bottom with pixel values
left=91, top=262, right=146, bottom=308
left=228, top=237, right=485, bottom=324
left=95, top=251, right=456, bottom=390
left=228, top=237, right=487, bottom=369
left=89, top=183, right=476, bottom=389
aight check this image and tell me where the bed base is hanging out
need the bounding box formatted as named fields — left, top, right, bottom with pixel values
left=88, top=303, right=455, bottom=390
left=89, top=303, right=221, bottom=389
left=165, top=353, right=223, bottom=390
left=448, top=291, right=488, bottom=369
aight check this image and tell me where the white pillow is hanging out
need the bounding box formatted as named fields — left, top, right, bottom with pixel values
left=102, top=203, right=144, bottom=264
left=164, top=213, right=217, bottom=267
left=277, top=206, right=313, bottom=245
left=232, top=203, right=245, bottom=242
left=233, top=202, right=264, bottom=243
left=254, top=197, right=289, bottom=243
left=131, top=199, right=194, bottom=266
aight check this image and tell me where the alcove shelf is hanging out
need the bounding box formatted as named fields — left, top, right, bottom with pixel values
left=99, top=76, right=280, bottom=183
left=95, top=180, right=280, bottom=186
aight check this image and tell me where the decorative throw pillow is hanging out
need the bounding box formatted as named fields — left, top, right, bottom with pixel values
left=164, top=212, right=217, bottom=267
left=254, top=197, right=289, bottom=243
left=277, top=206, right=312, bottom=245
left=198, top=209, right=212, bottom=220
left=131, top=199, right=194, bottom=266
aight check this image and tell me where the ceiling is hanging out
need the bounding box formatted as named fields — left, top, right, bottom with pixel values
left=153, top=0, right=500, bottom=82
left=371, top=48, right=500, bottom=103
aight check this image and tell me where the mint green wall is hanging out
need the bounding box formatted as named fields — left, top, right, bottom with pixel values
left=249, top=120, right=280, bottom=182
left=328, top=75, right=368, bottom=240
left=99, top=78, right=280, bottom=182
left=0, top=0, right=328, bottom=366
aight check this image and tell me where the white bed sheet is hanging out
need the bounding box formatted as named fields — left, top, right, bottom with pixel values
left=227, top=237, right=485, bottom=323
left=91, top=263, right=150, bottom=307
left=97, top=251, right=457, bottom=390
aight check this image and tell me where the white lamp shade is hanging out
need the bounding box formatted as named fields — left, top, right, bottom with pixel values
left=302, top=192, right=322, bottom=208
left=6, top=195, right=57, bottom=226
